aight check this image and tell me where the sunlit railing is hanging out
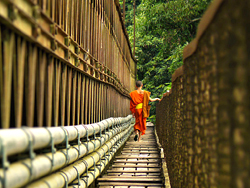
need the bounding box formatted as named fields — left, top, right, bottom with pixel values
left=0, top=115, right=133, bottom=187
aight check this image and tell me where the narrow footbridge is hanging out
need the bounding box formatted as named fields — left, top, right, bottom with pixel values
left=0, top=0, right=250, bottom=187
left=97, top=123, right=169, bottom=187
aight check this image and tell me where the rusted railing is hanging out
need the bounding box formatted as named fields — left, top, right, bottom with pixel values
left=156, top=0, right=250, bottom=187
left=0, top=0, right=136, bottom=128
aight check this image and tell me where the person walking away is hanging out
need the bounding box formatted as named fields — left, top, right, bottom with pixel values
left=130, top=81, right=160, bottom=142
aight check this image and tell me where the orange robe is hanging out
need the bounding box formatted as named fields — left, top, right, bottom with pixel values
left=130, top=90, right=147, bottom=135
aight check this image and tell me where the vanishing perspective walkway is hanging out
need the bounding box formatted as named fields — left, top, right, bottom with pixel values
left=97, top=123, right=170, bottom=188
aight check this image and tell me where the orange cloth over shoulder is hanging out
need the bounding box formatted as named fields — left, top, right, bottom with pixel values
left=130, top=90, right=147, bottom=135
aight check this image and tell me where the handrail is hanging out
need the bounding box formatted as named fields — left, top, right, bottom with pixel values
left=0, top=115, right=133, bottom=188
left=0, top=116, right=131, bottom=156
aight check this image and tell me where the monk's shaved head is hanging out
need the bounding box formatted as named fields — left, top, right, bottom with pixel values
left=136, top=81, right=143, bottom=87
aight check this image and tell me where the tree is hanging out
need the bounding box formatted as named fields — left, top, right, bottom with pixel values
left=122, top=0, right=211, bottom=122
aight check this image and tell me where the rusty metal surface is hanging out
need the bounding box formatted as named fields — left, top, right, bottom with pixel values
left=0, top=0, right=136, bottom=128
left=156, top=0, right=250, bottom=187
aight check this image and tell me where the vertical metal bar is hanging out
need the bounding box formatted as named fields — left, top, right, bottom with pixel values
left=90, top=0, right=93, bottom=54
left=71, top=70, right=77, bottom=125
left=89, top=79, right=92, bottom=123
left=45, top=56, right=54, bottom=127
left=93, top=81, right=96, bottom=123
left=64, top=0, right=68, bottom=32
left=60, top=64, right=67, bottom=126
left=42, top=0, right=46, bottom=12
left=87, top=0, right=90, bottom=52
left=1, top=31, right=14, bottom=129
left=74, top=0, right=78, bottom=42
left=76, top=73, right=81, bottom=125
left=84, top=0, right=88, bottom=49
left=14, top=37, right=26, bottom=128
left=70, top=0, right=74, bottom=37
left=54, top=60, right=61, bottom=126
left=97, top=82, right=100, bottom=122
left=36, top=51, right=46, bottom=127
left=99, top=83, right=102, bottom=121
left=92, top=80, right=94, bottom=123
left=80, top=75, right=85, bottom=124
left=58, top=0, right=62, bottom=26
left=79, top=0, right=84, bottom=46
left=65, top=0, right=70, bottom=34
left=85, top=77, right=89, bottom=124
left=66, top=68, right=72, bottom=125
left=51, top=0, right=56, bottom=21
left=26, top=45, right=37, bottom=127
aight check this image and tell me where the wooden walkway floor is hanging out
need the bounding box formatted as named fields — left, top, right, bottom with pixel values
left=97, top=124, right=166, bottom=188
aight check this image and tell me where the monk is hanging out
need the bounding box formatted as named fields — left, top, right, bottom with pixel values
left=130, top=81, right=160, bottom=142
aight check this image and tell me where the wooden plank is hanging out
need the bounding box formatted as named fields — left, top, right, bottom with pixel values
left=98, top=182, right=163, bottom=187
left=123, top=146, right=158, bottom=149
left=97, top=176, right=162, bottom=182
left=60, top=65, right=67, bottom=126
left=115, top=156, right=161, bottom=159
left=107, top=169, right=161, bottom=173
left=71, top=70, right=77, bottom=125
left=79, top=0, right=84, bottom=46
left=113, top=161, right=161, bottom=164
left=51, top=0, right=55, bottom=21
left=96, top=81, right=99, bottom=123
left=58, top=0, right=63, bottom=26
left=84, top=77, right=89, bottom=124
left=1, top=31, right=14, bottom=128
left=75, top=0, right=79, bottom=42
left=54, top=60, right=61, bottom=126
left=45, top=56, right=54, bottom=127
left=112, top=165, right=160, bottom=168
left=14, top=37, right=26, bottom=128
left=76, top=73, right=81, bottom=125
left=121, top=151, right=159, bottom=154
left=80, top=75, right=85, bottom=124
left=26, top=45, right=37, bottom=127
left=36, top=50, right=46, bottom=127
left=66, top=68, right=72, bottom=125
left=122, top=149, right=159, bottom=151
left=88, top=78, right=92, bottom=123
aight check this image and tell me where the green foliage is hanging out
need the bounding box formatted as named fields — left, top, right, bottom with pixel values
left=122, top=0, right=211, bottom=121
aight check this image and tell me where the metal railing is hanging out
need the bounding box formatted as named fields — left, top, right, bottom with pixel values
left=0, top=0, right=136, bottom=128
left=0, top=115, right=133, bottom=187
left=156, top=0, right=250, bottom=187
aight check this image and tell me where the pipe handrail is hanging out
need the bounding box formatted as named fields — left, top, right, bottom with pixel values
left=27, top=125, right=133, bottom=188
left=0, top=115, right=132, bottom=156
left=0, top=116, right=133, bottom=188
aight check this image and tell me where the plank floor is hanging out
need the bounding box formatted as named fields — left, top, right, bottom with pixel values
left=97, top=125, right=164, bottom=188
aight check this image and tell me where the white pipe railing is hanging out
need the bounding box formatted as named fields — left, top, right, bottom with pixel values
left=27, top=125, right=133, bottom=188
left=0, top=115, right=133, bottom=188
left=0, top=116, right=131, bottom=156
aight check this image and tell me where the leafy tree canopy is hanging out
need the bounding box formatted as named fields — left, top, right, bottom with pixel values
left=120, top=0, right=211, bottom=122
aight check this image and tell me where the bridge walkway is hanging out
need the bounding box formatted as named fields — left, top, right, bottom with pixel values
left=97, top=123, right=166, bottom=188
